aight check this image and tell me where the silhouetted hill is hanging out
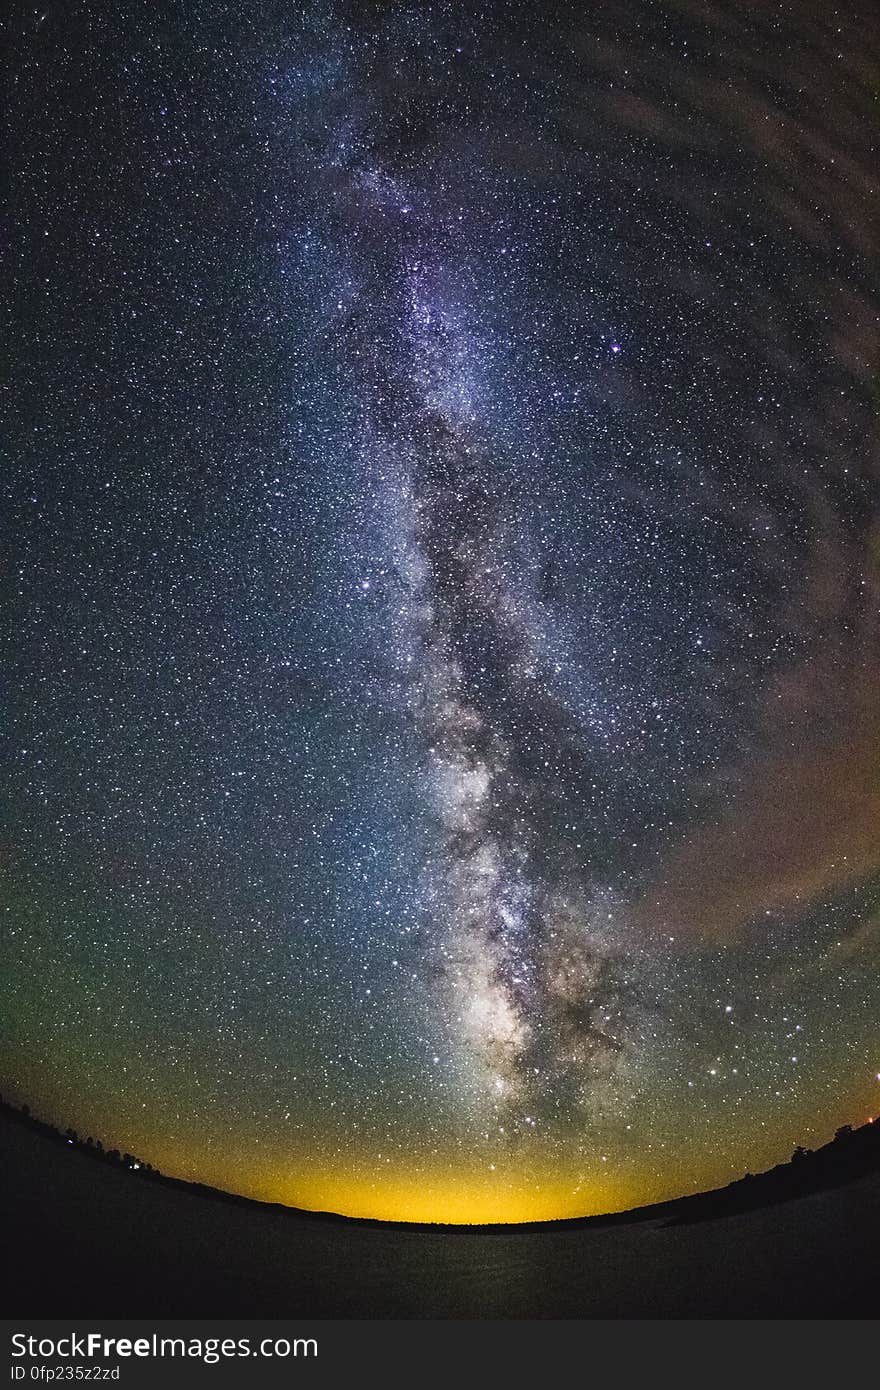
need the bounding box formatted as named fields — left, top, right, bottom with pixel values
left=2, top=1094, right=877, bottom=1231
left=2, top=1098, right=878, bottom=1315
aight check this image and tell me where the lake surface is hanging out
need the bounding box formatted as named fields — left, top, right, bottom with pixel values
left=3, top=1113, right=877, bottom=1317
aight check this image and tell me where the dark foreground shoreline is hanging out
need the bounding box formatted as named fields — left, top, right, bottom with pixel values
left=3, top=1106, right=878, bottom=1317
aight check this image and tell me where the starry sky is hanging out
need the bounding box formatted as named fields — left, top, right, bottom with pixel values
left=3, top=0, right=879, bottom=1224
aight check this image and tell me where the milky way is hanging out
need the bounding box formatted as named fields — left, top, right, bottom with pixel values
left=3, top=0, right=879, bottom=1221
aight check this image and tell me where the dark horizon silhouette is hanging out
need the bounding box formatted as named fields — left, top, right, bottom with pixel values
left=2, top=1091, right=878, bottom=1231
left=3, top=1095, right=878, bottom=1317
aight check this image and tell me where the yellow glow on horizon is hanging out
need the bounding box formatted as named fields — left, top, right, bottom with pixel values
left=25, top=1066, right=880, bottom=1227
left=79, top=1126, right=811, bottom=1226
left=234, top=1167, right=637, bottom=1225
left=137, top=1135, right=641, bottom=1223
left=68, top=1129, right=652, bottom=1224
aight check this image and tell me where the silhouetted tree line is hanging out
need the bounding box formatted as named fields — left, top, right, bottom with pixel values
left=0, top=1095, right=160, bottom=1177
left=666, top=1116, right=880, bottom=1225
left=2, top=1090, right=877, bottom=1225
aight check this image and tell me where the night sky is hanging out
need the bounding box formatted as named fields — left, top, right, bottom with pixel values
left=3, top=0, right=879, bottom=1223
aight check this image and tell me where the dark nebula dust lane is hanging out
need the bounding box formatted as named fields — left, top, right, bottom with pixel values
left=2, top=0, right=879, bottom=1222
